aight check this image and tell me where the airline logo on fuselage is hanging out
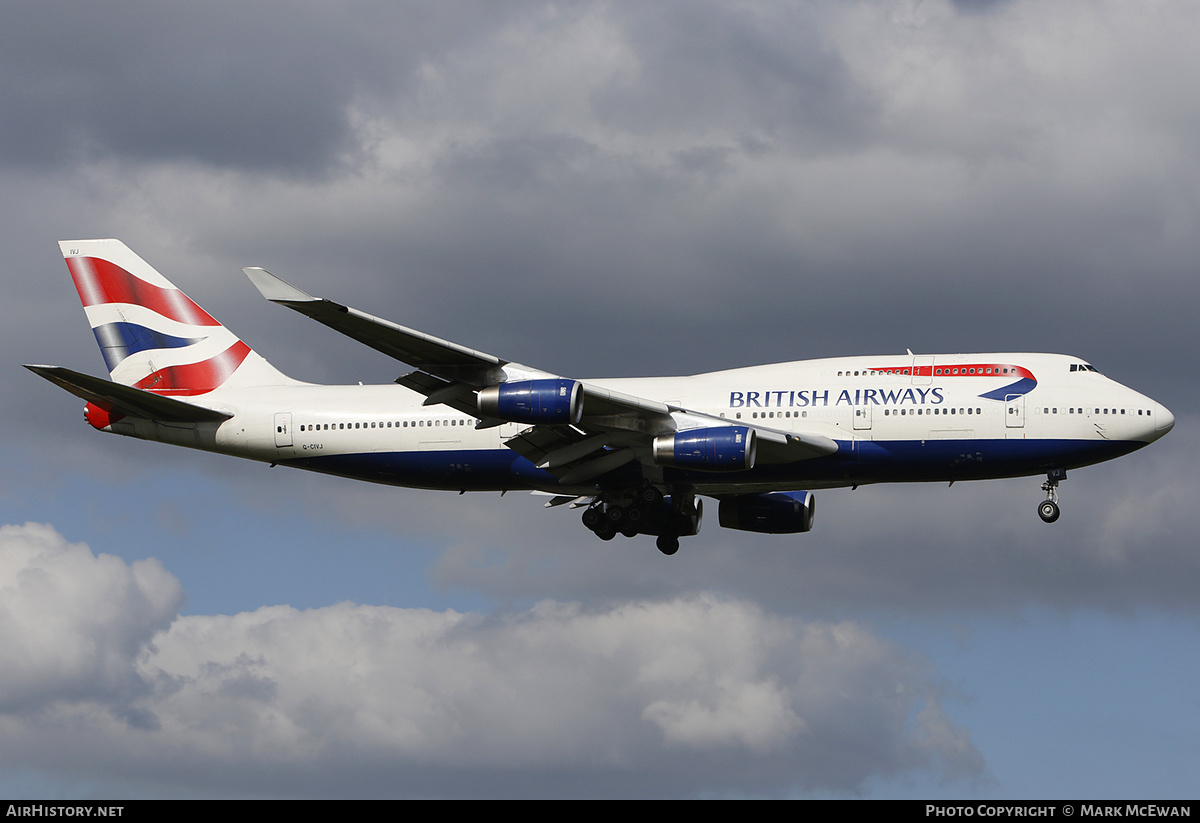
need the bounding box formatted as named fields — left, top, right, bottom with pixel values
left=727, top=363, right=1038, bottom=408
left=923, top=363, right=1038, bottom=401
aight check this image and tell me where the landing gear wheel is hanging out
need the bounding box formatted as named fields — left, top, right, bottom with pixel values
left=606, top=505, right=628, bottom=529
left=1038, top=470, right=1065, bottom=524
left=656, top=535, right=680, bottom=556
left=582, top=507, right=603, bottom=531
left=638, top=486, right=664, bottom=507
left=1038, top=500, right=1060, bottom=523
left=594, top=523, right=617, bottom=541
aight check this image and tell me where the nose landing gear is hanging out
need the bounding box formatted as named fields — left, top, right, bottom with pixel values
left=1038, top=469, right=1066, bottom=523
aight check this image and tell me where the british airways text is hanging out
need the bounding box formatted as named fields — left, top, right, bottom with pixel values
left=729, top=387, right=946, bottom=408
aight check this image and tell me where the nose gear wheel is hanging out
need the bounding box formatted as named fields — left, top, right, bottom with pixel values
left=1038, top=470, right=1065, bottom=523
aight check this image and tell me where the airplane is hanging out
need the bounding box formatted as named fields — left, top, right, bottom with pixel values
left=27, top=239, right=1175, bottom=555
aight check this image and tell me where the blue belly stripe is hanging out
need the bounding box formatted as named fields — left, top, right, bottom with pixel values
left=278, top=438, right=1145, bottom=491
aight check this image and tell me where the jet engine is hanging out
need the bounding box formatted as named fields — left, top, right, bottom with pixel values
left=718, top=491, right=815, bottom=534
left=638, top=494, right=704, bottom=538
left=652, top=426, right=756, bottom=471
left=477, top=378, right=583, bottom=425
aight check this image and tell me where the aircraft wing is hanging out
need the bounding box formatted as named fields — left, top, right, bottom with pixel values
left=243, top=268, right=505, bottom=386
left=244, top=268, right=837, bottom=474
left=25, top=365, right=232, bottom=423
left=246, top=267, right=676, bottom=416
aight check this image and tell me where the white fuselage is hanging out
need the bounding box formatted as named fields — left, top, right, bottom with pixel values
left=99, top=352, right=1173, bottom=495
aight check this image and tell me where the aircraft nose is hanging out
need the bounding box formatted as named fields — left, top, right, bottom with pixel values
left=1156, top=402, right=1175, bottom=436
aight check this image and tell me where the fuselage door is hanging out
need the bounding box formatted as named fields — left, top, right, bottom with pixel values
left=1005, top=395, right=1025, bottom=428
left=274, top=412, right=294, bottom=447
left=912, top=355, right=934, bottom=385
left=853, top=403, right=873, bottom=430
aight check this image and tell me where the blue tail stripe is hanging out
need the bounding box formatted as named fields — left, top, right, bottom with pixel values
left=91, top=322, right=206, bottom=371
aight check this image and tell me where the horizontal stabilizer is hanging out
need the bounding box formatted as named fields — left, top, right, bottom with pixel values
left=25, top=365, right=232, bottom=423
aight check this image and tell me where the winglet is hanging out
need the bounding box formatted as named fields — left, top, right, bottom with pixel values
left=243, top=267, right=318, bottom=303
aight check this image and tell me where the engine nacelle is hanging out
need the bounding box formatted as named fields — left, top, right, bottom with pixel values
left=718, top=491, right=815, bottom=534
left=477, top=379, right=583, bottom=425
left=639, top=494, right=704, bottom=537
left=652, top=426, right=755, bottom=471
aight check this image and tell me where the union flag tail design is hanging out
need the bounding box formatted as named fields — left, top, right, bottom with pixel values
left=61, top=239, right=293, bottom=394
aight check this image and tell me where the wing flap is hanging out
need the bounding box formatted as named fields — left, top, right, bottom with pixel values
left=393, top=371, right=483, bottom=416
left=503, top=425, right=594, bottom=474
left=503, top=424, right=644, bottom=482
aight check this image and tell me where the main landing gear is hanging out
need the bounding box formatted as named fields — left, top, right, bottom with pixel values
left=582, top=485, right=663, bottom=540
left=1038, top=469, right=1066, bottom=523
left=581, top=486, right=696, bottom=556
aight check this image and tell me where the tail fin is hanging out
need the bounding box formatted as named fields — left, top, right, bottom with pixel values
left=60, top=239, right=295, bottom=394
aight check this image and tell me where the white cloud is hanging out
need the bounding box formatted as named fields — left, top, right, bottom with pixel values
left=0, top=522, right=181, bottom=715
left=0, top=523, right=980, bottom=797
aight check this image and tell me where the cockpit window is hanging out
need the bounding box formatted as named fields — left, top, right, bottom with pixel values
left=1070, top=363, right=1100, bottom=373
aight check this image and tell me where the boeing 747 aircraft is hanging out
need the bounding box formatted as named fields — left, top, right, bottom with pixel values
left=28, top=240, right=1174, bottom=554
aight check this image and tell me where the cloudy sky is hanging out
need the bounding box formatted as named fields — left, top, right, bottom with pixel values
left=1, top=0, right=1197, bottom=799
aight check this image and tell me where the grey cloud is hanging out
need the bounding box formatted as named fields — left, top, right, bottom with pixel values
left=0, top=6, right=348, bottom=173
left=0, top=2, right=527, bottom=175
left=588, top=2, right=876, bottom=151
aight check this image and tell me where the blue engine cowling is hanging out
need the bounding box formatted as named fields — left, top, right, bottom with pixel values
left=638, top=494, right=704, bottom=537
left=718, top=491, right=815, bottom=534
left=652, top=426, right=756, bottom=471
left=477, top=379, right=583, bottom=425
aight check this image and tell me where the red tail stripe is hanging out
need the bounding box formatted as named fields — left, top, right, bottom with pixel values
left=133, top=341, right=252, bottom=396
left=67, top=256, right=220, bottom=327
